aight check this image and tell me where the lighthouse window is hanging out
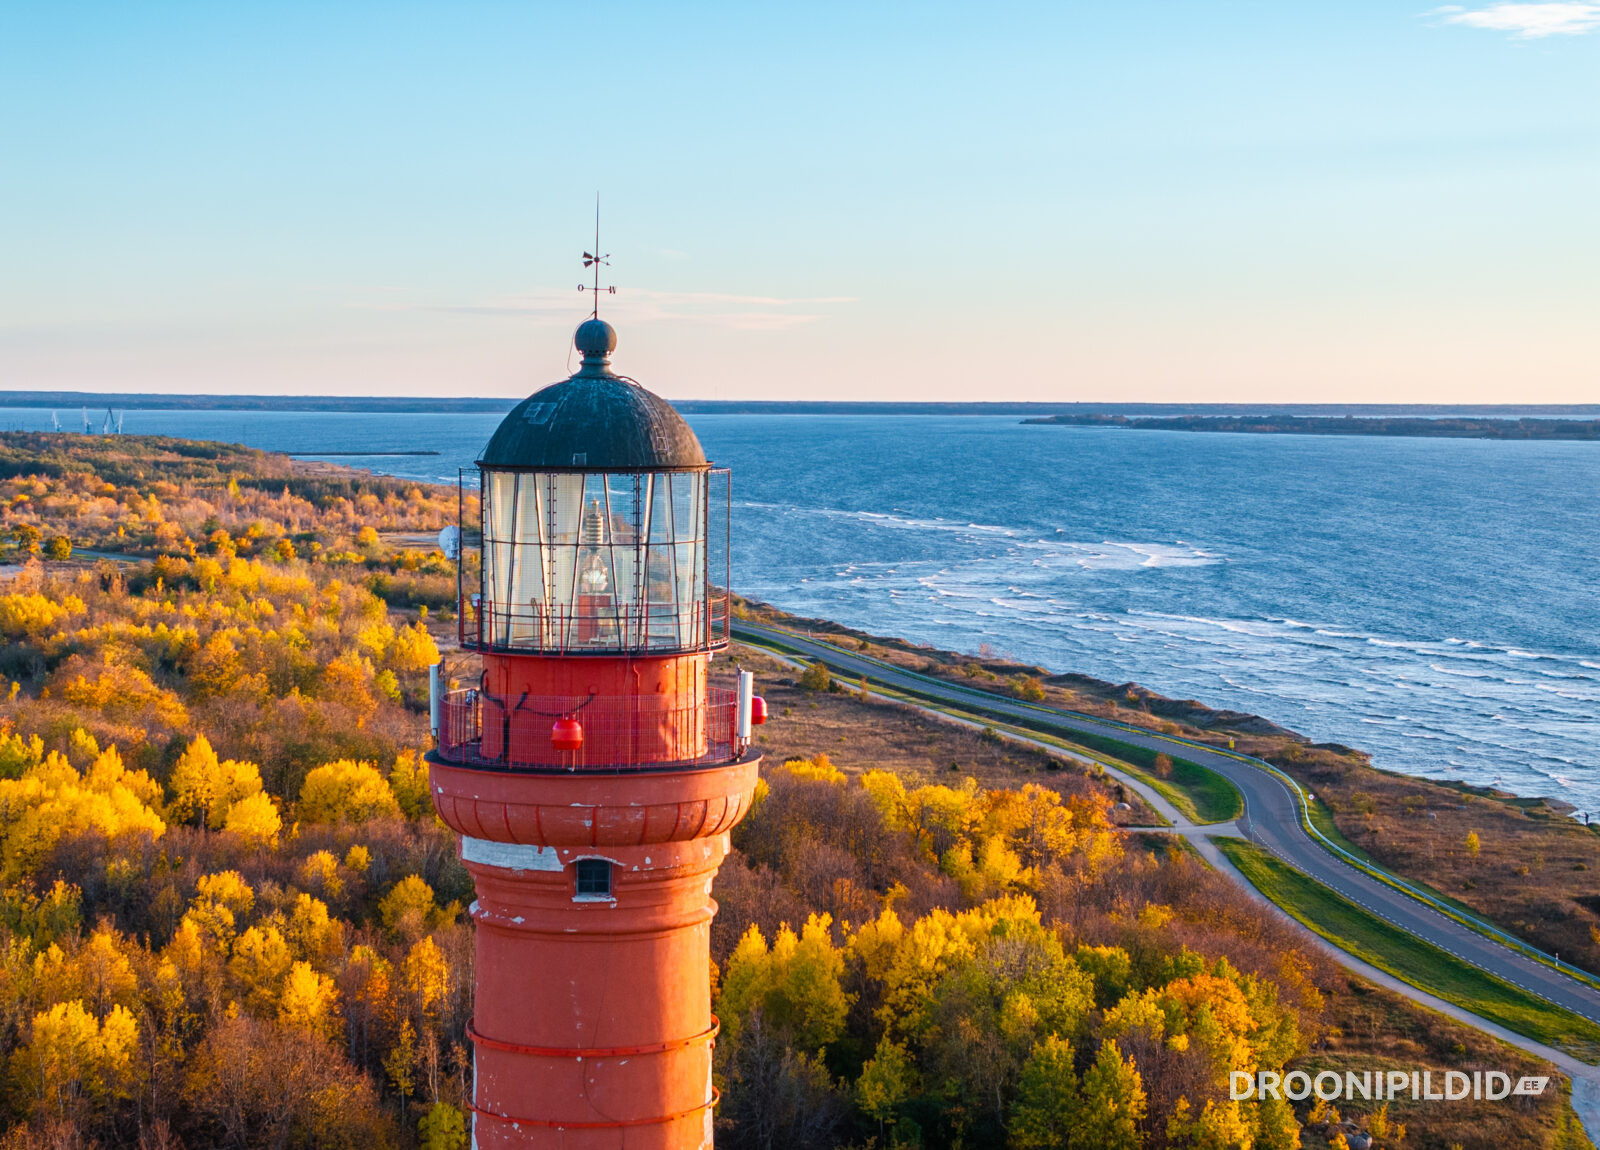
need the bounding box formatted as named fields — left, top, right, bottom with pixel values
left=479, top=468, right=719, bottom=654
left=575, top=859, right=612, bottom=898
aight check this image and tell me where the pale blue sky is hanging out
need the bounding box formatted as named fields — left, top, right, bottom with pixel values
left=1, top=2, right=1596, bottom=401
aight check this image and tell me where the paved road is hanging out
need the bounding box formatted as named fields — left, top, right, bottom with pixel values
left=734, top=621, right=1600, bottom=1029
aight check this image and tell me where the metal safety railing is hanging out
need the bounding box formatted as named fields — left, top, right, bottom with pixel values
left=459, top=594, right=729, bottom=657
left=436, top=687, right=740, bottom=773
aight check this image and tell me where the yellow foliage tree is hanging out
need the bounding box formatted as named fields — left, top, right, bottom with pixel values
left=61, top=662, right=189, bottom=728
left=278, top=960, right=340, bottom=1040
left=321, top=653, right=377, bottom=723
left=196, top=870, right=255, bottom=917
left=298, top=759, right=401, bottom=823
left=0, top=749, right=167, bottom=881
left=20, top=1000, right=140, bottom=1114
left=32, top=924, right=141, bottom=1017
left=379, top=875, right=438, bottom=939
left=402, top=935, right=451, bottom=1020
left=230, top=925, right=293, bottom=1014
left=223, top=791, right=282, bottom=847
left=355, top=622, right=396, bottom=662
left=1167, top=1096, right=1253, bottom=1150
left=389, top=749, right=432, bottom=820
left=286, top=893, right=344, bottom=966
left=190, top=633, right=245, bottom=698
left=778, top=754, right=846, bottom=785
left=297, top=850, right=344, bottom=897
left=183, top=872, right=255, bottom=952
left=0, top=591, right=86, bottom=637
left=168, top=735, right=266, bottom=830
left=389, top=621, right=441, bottom=672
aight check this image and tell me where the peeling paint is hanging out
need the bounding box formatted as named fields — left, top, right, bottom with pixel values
left=461, top=837, right=563, bottom=872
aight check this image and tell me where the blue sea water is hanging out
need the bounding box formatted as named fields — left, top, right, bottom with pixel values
left=4, top=407, right=1598, bottom=814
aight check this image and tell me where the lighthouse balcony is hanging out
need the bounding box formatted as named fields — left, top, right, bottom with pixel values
left=435, top=686, right=742, bottom=773
left=459, top=596, right=730, bottom=657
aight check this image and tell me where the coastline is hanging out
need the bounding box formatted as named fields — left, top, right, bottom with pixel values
left=733, top=595, right=1600, bottom=977
left=1023, top=412, right=1600, bottom=440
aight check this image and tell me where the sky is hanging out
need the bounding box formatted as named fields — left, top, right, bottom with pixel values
left=1, top=2, right=1596, bottom=403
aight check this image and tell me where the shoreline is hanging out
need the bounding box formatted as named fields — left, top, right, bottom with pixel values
left=1024, top=412, right=1600, bottom=440
left=734, top=596, right=1600, bottom=977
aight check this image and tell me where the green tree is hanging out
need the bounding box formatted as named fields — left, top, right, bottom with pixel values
left=44, top=535, right=72, bottom=561
left=798, top=662, right=832, bottom=691
left=1253, top=1094, right=1303, bottom=1150
left=10, top=523, right=41, bottom=556
left=419, top=1101, right=467, bottom=1150
left=385, top=1017, right=418, bottom=1107
left=1074, top=1039, right=1144, bottom=1150
left=1009, top=1035, right=1078, bottom=1149
left=718, top=913, right=851, bottom=1053
left=1012, top=676, right=1046, bottom=702
left=857, top=1035, right=917, bottom=1136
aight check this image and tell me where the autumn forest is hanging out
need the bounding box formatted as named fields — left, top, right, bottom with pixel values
left=0, top=432, right=1588, bottom=1150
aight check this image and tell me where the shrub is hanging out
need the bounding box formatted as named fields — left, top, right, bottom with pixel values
left=798, top=662, right=832, bottom=692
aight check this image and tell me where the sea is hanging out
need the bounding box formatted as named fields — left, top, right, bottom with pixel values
left=5, top=406, right=1598, bottom=816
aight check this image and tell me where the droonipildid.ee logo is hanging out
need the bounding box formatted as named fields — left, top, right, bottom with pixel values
left=1231, top=1068, right=1549, bottom=1103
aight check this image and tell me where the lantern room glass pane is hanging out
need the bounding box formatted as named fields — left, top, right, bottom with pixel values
left=478, top=468, right=712, bottom=653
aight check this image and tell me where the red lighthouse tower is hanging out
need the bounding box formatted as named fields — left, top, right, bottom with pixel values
left=429, top=317, right=761, bottom=1148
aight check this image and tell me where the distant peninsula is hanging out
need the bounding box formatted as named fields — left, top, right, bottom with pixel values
left=1022, top=413, right=1600, bottom=440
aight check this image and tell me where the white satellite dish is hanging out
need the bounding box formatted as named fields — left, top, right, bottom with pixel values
left=438, top=525, right=461, bottom=560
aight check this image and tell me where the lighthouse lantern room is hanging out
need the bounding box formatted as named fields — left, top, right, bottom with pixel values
left=428, top=314, right=762, bottom=1149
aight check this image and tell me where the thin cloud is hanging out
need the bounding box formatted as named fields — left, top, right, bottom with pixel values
left=1431, top=2, right=1600, bottom=37
left=395, top=287, right=855, bottom=332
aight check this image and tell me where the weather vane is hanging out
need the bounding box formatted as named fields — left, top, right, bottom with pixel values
left=578, top=194, right=615, bottom=318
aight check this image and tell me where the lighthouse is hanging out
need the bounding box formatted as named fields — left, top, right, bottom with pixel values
left=428, top=316, right=762, bottom=1148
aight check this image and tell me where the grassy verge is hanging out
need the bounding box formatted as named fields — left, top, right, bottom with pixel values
left=1096, top=745, right=1243, bottom=825
left=1302, top=794, right=1379, bottom=864
left=1286, top=781, right=1600, bottom=992
left=737, top=630, right=1243, bottom=824
left=1217, top=838, right=1600, bottom=1064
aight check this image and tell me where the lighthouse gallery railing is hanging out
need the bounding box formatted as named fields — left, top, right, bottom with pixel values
left=435, top=687, right=740, bottom=773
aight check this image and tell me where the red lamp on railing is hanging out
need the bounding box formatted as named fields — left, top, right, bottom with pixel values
left=551, top=716, right=584, bottom=752
left=750, top=696, right=767, bottom=726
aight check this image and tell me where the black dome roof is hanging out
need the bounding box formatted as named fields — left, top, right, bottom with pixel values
left=478, top=322, right=707, bottom=471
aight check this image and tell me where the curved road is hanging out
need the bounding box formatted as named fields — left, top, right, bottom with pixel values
left=734, top=621, right=1600, bottom=1029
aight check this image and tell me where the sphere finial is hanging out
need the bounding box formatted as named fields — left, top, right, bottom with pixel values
left=575, top=318, right=617, bottom=366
